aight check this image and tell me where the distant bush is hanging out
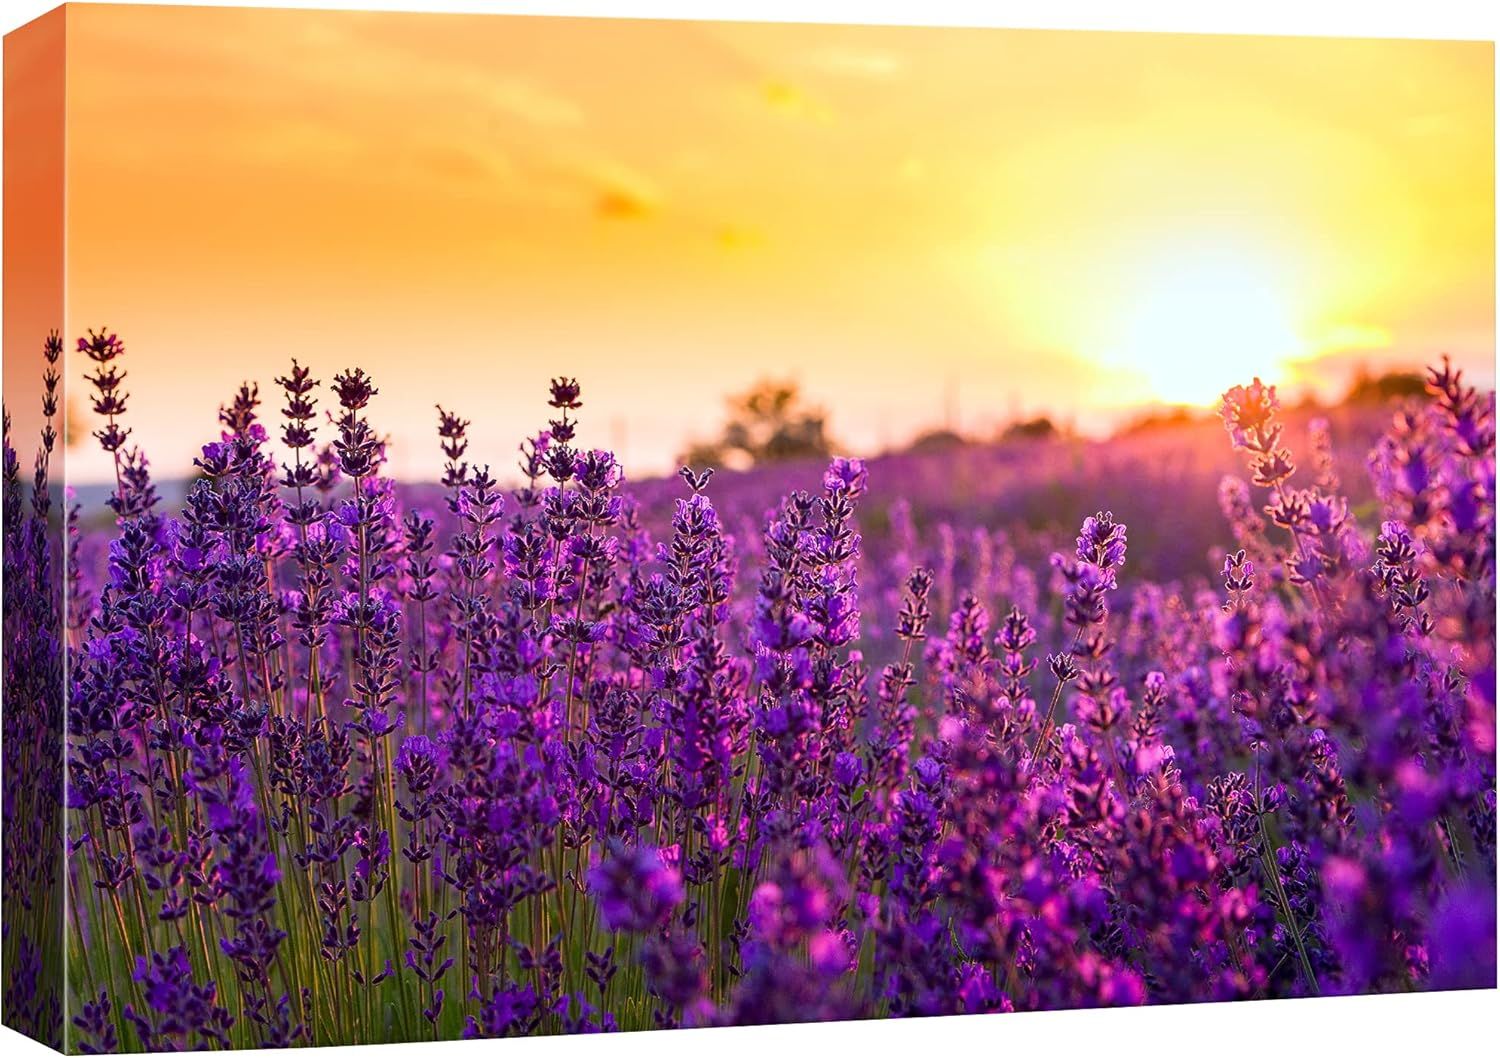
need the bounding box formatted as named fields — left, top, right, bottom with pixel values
left=998, top=416, right=1061, bottom=443
left=681, top=379, right=834, bottom=469
left=1345, top=369, right=1428, bottom=404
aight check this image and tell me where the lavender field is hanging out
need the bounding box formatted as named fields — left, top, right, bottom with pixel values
left=2, top=330, right=1495, bottom=1051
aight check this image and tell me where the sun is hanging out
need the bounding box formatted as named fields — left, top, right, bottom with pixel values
left=1100, top=245, right=1307, bottom=406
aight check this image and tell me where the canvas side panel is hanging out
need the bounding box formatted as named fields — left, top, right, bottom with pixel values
left=3, top=5, right=67, bottom=1052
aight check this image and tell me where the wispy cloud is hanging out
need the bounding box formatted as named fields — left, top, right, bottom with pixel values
left=806, top=45, right=905, bottom=79
left=595, top=186, right=654, bottom=219
left=467, top=73, right=585, bottom=128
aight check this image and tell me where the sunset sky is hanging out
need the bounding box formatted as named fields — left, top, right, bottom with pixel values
left=14, top=5, right=1497, bottom=482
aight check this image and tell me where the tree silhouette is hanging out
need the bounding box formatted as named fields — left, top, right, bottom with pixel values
left=682, top=379, right=835, bottom=469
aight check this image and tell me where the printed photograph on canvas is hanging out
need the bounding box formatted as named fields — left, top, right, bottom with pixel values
left=1, top=4, right=1495, bottom=1052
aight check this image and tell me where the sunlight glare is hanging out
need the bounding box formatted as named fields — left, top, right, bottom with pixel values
left=1102, top=246, right=1306, bottom=406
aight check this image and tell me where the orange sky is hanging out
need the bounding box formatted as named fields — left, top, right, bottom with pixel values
left=3, top=6, right=63, bottom=471
left=15, top=5, right=1498, bottom=481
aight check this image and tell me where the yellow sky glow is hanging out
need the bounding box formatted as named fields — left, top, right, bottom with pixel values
left=34, top=5, right=1497, bottom=482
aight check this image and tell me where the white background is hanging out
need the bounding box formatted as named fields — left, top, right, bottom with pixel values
left=0, top=1, right=1496, bottom=1056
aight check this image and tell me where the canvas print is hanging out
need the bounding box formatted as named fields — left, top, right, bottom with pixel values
left=1, top=4, right=1496, bottom=1052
